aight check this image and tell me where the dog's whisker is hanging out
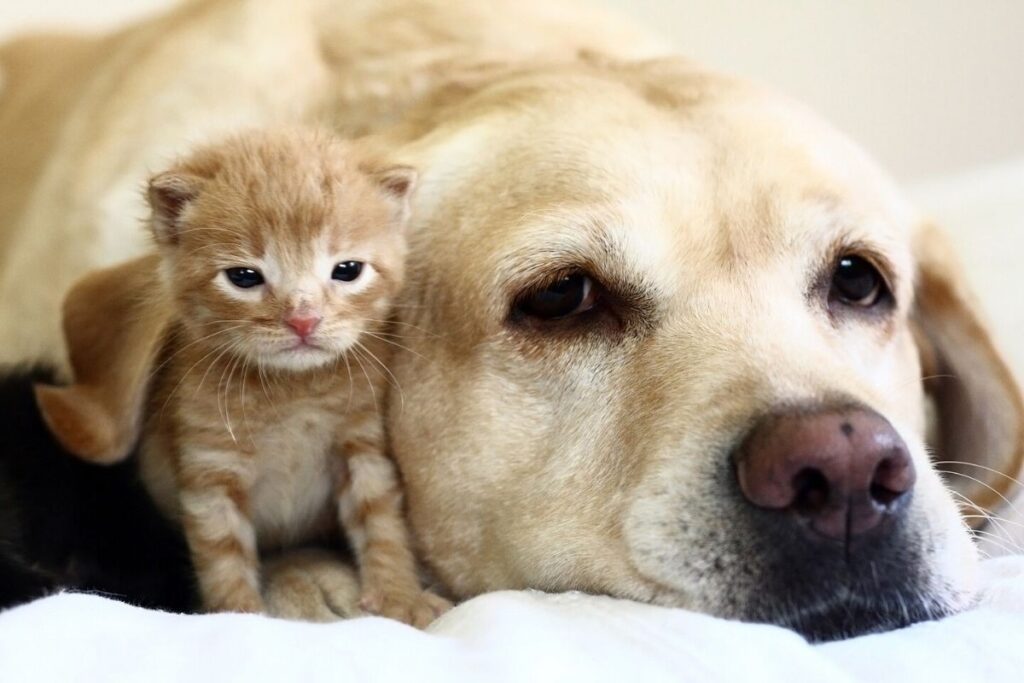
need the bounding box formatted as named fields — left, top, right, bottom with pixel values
left=958, top=511, right=1024, bottom=530
left=933, top=460, right=1024, bottom=491
left=967, top=527, right=1024, bottom=555
left=946, top=488, right=1024, bottom=555
left=935, top=469, right=1023, bottom=518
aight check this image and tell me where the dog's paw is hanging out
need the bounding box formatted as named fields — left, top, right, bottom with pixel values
left=359, top=588, right=452, bottom=629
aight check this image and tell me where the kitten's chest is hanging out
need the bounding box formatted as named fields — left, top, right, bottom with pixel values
left=247, top=402, right=343, bottom=548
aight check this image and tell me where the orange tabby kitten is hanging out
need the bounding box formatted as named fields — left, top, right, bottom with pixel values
left=134, top=129, right=447, bottom=625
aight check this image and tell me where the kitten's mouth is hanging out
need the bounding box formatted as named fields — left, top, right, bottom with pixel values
left=287, top=339, right=323, bottom=351
left=264, top=340, right=337, bottom=370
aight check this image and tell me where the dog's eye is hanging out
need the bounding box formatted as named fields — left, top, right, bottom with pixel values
left=516, top=273, right=596, bottom=320
left=332, top=261, right=363, bottom=282
left=830, top=256, right=886, bottom=308
left=225, top=267, right=264, bottom=289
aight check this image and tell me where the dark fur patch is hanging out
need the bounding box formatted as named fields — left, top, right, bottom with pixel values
left=0, top=366, right=197, bottom=612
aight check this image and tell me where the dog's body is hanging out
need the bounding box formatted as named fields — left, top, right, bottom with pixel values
left=2, top=0, right=1022, bottom=639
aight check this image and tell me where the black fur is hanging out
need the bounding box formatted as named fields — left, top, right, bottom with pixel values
left=0, top=366, right=197, bottom=612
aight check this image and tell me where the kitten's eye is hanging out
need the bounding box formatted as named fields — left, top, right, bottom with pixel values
left=516, top=272, right=596, bottom=320
left=830, top=255, right=887, bottom=308
left=225, top=267, right=264, bottom=289
left=332, top=261, right=364, bottom=282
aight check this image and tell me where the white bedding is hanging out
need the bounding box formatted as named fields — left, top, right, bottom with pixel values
left=1, top=556, right=1022, bottom=682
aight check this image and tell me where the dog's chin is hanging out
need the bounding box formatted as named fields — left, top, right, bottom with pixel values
left=758, top=589, right=957, bottom=643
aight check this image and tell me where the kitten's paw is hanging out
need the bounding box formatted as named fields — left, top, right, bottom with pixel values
left=360, top=589, right=452, bottom=629
left=263, top=549, right=362, bottom=622
left=207, top=592, right=265, bottom=614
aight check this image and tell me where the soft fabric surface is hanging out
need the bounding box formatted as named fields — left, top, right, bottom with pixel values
left=1, top=556, right=1022, bottom=682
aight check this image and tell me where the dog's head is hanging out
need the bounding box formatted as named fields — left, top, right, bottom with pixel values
left=386, top=58, right=1024, bottom=640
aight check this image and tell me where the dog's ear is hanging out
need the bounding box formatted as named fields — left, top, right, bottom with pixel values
left=34, top=254, right=172, bottom=464
left=912, top=223, right=1024, bottom=518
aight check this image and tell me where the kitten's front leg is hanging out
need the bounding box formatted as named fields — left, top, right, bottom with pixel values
left=178, top=446, right=264, bottom=614
left=334, top=410, right=451, bottom=628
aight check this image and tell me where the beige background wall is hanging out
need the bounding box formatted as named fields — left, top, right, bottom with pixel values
left=3, top=0, right=1024, bottom=183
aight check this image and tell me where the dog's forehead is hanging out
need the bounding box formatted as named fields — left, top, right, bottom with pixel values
left=413, top=68, right=918, bottom=298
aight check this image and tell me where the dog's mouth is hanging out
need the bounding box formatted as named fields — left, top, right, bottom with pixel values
left=760, top=585, right=957, bottom=642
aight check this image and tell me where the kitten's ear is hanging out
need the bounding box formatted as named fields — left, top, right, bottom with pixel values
left=34, top=254, right=172, bottom=464
left=912, top=223, right=1024, bottom=520
left=148, top=171, right=203, bottom=244
left=371, top=165, right=418, bottom=224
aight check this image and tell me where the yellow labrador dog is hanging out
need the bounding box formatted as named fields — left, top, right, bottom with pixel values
left=3, top=0, right=1021, bottom=640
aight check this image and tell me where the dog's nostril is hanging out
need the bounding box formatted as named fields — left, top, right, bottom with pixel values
left=870, top=482, right=900, bottom=507
left=792, top=468, right=830, bottom=514
left=869, top=455, right=914, bottom=508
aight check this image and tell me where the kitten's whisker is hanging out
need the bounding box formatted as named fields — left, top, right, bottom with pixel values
left=194, top=339, right=240, bottom=398
left=254, top=357, right=276, bottom=416
left=218, top=348, right=244, bottom=444
left=148, top=325, right=247, bottom=382
left=357, top=331, right=413, bottom=341
left=239, top=355, right=255, bottom=448
left=159, top=338, right=237, bottom=416
left=357, top=317, right=438, bottom=337
left=358, top=331, right=427, bottom=360
left=341, top=350, right=355, bottom=412
left=227, top=359, right=242, bottom=443
left=349, top=347, right=377, bottom=413
left=353, top=340, right=404, bottom=413
left=920, top=374, right=957, bottom=383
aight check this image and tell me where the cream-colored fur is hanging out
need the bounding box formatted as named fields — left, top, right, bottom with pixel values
left=3, top=0, right=1021, bottom=635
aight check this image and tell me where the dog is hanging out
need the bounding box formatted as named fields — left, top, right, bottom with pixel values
left=3, top=0, right=1022, bottom=640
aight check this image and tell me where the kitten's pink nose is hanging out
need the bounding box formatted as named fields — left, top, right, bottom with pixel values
left=284, top=313, right=321, bottom=339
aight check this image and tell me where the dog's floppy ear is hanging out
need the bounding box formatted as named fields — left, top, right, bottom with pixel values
left=912, top=223, right=1024, bottom=517
left=35, top=254, right=172, bottom=464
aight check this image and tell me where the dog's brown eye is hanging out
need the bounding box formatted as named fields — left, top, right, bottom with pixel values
left=516, top=273, right=596, bottom=320
left=831, top=256, right=885, bottom=307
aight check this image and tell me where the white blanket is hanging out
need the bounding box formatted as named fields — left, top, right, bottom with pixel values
left=1, top=556, right=1022, bottom=682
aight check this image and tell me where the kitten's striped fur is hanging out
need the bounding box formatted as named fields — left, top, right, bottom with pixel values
left=136, top=128, right=448, bottom=625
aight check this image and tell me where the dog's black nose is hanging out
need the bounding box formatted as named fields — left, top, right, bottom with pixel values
left=734, top=407, right=916, bottom=542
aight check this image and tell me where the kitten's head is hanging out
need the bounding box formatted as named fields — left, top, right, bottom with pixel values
left=146, top=128, right=415, bottom=372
